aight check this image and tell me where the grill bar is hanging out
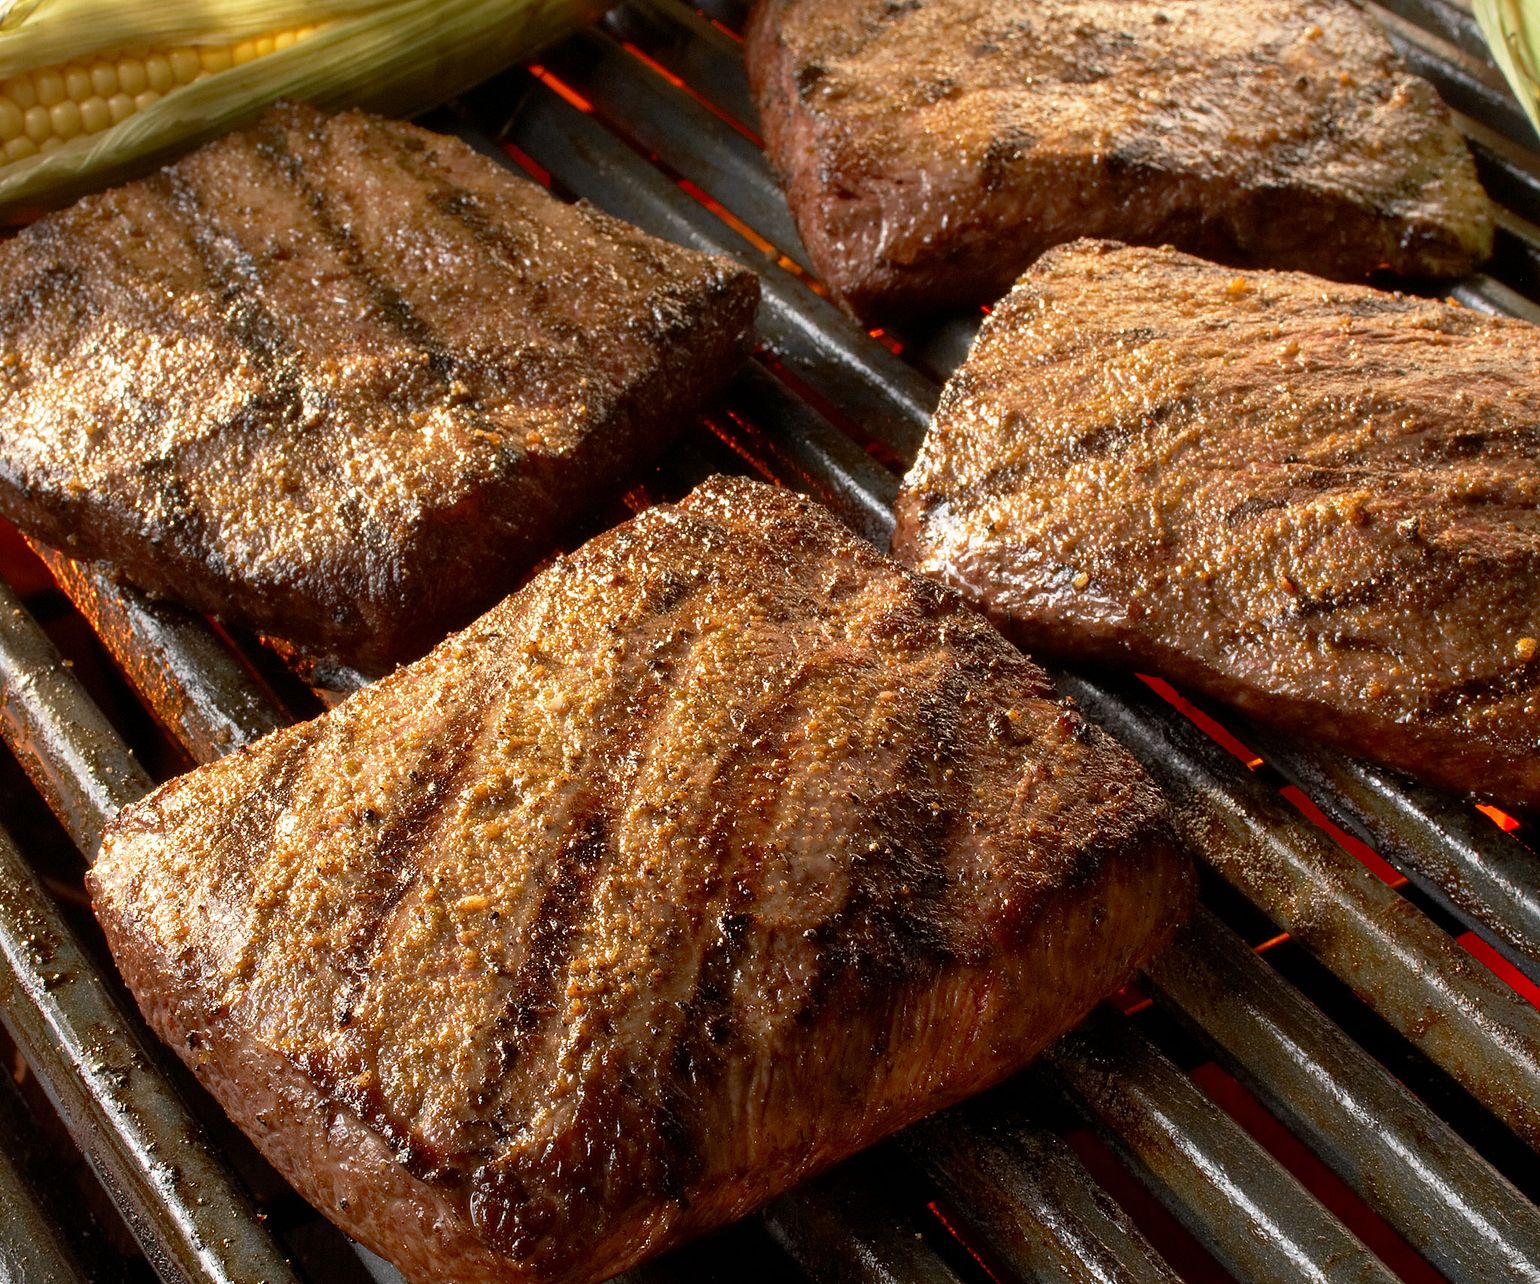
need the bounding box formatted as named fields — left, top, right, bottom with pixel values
left=1247, top=726, right=1540, bottom=985
left=0, top=815, right=299, bottom=1284
left=1044, top=1013, right=1400, bottom=1284
left=1060, top=668, right=1540, bottom=1155
left=0, top=576, right=153, bottom=856
left=762, top=1168, right=966, bottom=1284
left=901, top=1113, right=1183, bottom=1284
left=32, top=545, right=289, bottom=764
left=1149, top=907, right=1540, bottom=1282
left=0, top=1070, right=94, bottom=1284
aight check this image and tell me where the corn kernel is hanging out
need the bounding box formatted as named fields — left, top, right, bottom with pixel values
left=134, top=90, right=160, bottom=112
left=50, top=100, right=82, bottom=141
left=4, top=77, right=35, bottom=110
left=117, top=59, right=147, bottom=96
left=39, top=136, right=63, bottom=153
left=231, top=39, right=258, bottom=66
left=79, top=97, right=111, bottom=134
left=199, top=45, right=233, bottom=74
left=4, top=135, right=35, bottom=161
left=90, top=61, right=117, bottom=97
left=170, top=48, right=201, bottom=84
left=33, top=70, right=63, bottom=107
left=64, top=68, right=92, bottom=102
left=254, top=36, right=277, bottom=58
left=106, top=93, right=134, bottom=124
left=145, top=55, right=173, bottom=94
left=0, top=100, right=21, bottom=143
left=23, top=105, right=49, bottom=143
left=274, top=31, right=297, bottom=51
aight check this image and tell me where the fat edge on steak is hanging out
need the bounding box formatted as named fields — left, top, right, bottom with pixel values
left=89, top=475, right=1194, bottom=1284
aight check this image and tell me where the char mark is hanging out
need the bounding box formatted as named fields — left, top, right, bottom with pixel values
left=250, top=119, right=464, bottom=390
left=332, top=725, right=479, bottom=1027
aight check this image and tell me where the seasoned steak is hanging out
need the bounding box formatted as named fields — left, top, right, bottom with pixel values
left=745, top=0, right=1492, bottom=323
left=0, top=103, right=758, bottom=673
left=893, top=240, right=1540, bottom=806
left=90, top=475, right=1193, bottom=1284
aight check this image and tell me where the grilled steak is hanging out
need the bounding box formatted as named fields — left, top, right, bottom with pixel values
left=893, top=239, right=1540, bottom=806
left=90, top=475, right=1192, bottom=1284
left=745, top=0, right=1492, bottom=323
left=0, top=103, right=758, bottom=673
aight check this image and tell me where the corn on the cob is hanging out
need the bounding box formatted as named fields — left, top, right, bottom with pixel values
left=1476, top=0, right=1540, bottom=135
left=0, top=0, right=609, bottom=220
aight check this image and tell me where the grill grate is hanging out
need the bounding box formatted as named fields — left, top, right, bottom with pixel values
left=2, top=2, right=1539, bottom=1282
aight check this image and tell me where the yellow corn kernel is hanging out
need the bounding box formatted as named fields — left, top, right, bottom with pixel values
left=22, top=105, right=49, bottom=143
left=79, top=97, right=111, bottom=134
left=116, top=59, right=147, bottom=96
left=144, top=55, right=174, bottom=95
left=49, top=100, right=81, bottom=140
left=0, top=25, right=314, bottom=169
left=33, top=70, right=63, bottom=107
left=170, top=49, right=201, bottom=85
left=4, top=77, right=35, bottom=111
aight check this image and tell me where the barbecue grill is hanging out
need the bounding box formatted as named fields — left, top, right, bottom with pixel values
left=2, top=1, right=1539, bottom=1281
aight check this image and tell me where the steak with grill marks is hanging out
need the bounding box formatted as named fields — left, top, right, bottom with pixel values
left=89, top=475, right=1193, bottom=1284
left=744, top=0, right=1492, bottom=323
left=0, top=102, right=758, bottom=673
left=893, top=240, right=1540, bottom=806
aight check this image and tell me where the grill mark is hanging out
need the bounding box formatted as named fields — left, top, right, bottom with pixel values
left=794, top=664, right=970, bottom=1026
left=1224, top=493, right=1291, bottom=526
left=249, top=120, right=464, bottom=389
left=148, top=170, right=301, bottom=386
left=331, top=724, right=481, bottom=1029
left=499, top=814, right=610, bottom=1058
left=206, top=726, right=316, bottom=910
left=1420, top=660, right=1540, bottom=719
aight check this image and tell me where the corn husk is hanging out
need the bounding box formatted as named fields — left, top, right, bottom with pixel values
left=0, top=0, right=610, bottom=219
left=1475, top=0, right=1540, bottom=136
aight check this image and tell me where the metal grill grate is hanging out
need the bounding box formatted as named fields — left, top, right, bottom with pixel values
left=2, top=2, right=1539, bottom=1282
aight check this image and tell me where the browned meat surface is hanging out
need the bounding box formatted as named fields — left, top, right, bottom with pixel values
left=893, top=240, right=1540, bottom=806
left=0, top=103, right=758, bottom=673
left=90, top=475, right=1192, bottom=1284
left=745, top=0, right=1492, bottom=323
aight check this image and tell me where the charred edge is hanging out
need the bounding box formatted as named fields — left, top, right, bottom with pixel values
left=250, top=119, right=463, bottom=389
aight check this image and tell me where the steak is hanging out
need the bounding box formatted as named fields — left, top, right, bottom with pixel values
left=892, top=240, right=1540, bottom=806
left=745, top=0, right=1492, bottom=323
left=0, top=103, right=758, bottom=673
left=89, top=475, right=1193, bottom=1284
